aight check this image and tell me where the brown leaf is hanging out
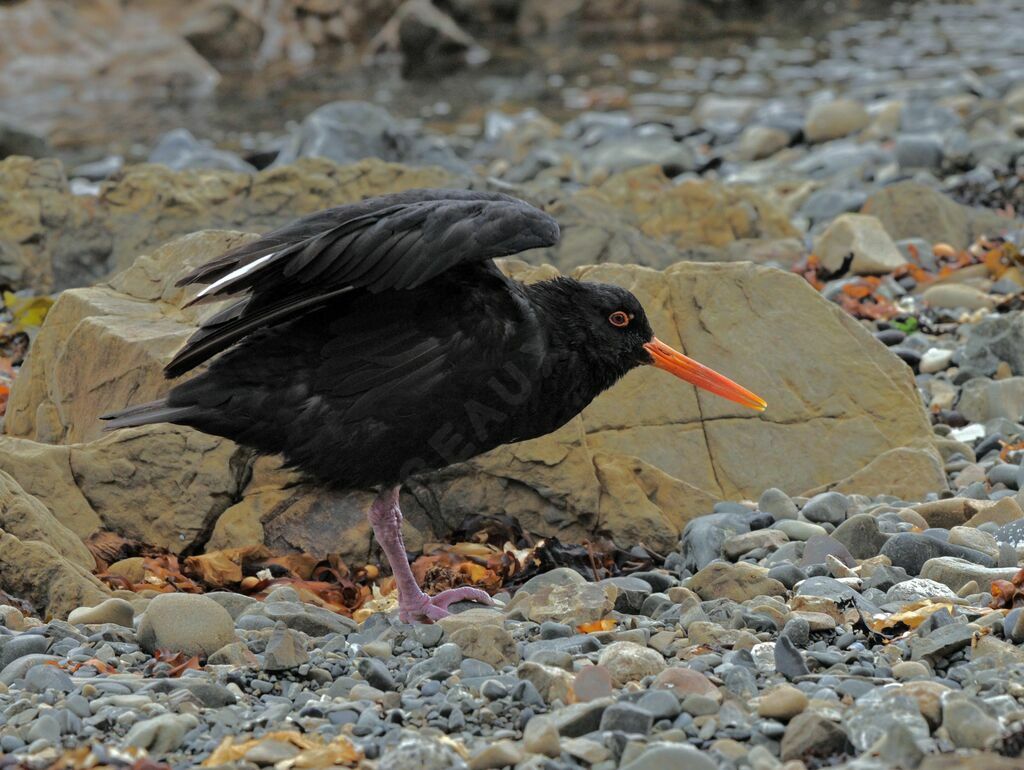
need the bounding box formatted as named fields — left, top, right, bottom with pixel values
left=203, top=731, right=360, bottom=767
left=578, top=619, right=616, bottom=633
left=183, top=545, right=272, bottom=588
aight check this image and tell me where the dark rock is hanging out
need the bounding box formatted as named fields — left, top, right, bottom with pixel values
left=599, top=702, right=655, bottom=734
left=780, top=711, right=850, bottom=762
left=775, top=635, right=810, bottom=680
left=767, top=563, right=806, bottom=589
left=799, top=535, right=856, bottom=568
left=358, top=658, right=397, bottom=691
left=910, top=623, right=974, bottom=662
left=681, top=512, right=752, bottom=571
left=881, top=533, right=996, bottom=575
left=958, top=311, right=1024, bottom=377
left=832, top=514, right=891, bottom=559
left=801, top=492, right=853, bottom=526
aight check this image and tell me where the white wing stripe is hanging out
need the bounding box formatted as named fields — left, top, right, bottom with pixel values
left=194, top=252, right=276, bottom=299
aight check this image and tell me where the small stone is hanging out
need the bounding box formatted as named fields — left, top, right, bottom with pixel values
left=909, top=623, right=974, bottom=662
left=68, top=598, right=135, bottom=628
left=517, top=661, right=573, bottom=704
left=138, top=593, right=237, bottom=657
left=919, top=556, right=1019, bottom=592
left=780, top=711, right=850, bottom=762
left=920, top=348, right=954, bottom=374
left=263, top=624, right=309, bottom=671
left=124, top=713, right=199, bottom=753
left=522, top=582, right=616, bottom=626
left=948, top=526, right=999, bottom=558
left=882, top=534, right=995, bottom=576
left=468, top=740, right=524, bottom=769
left=758, top=684, right=809, bottom=720
left=0, top=634, right=48, bottom=669
left=357, top=657, right=397, bottom=691
left=773, top=519, right=828, bottom=541
left=24, top=663, right=74, bottom=693
left=572, top=664, right=614, bottom=702
left=600, top=701, right=654, bottom=734
left=597, top=641, right=666, bottom=687
left=244, top=739, right=301, bottom=765
left=735, top=125, right=791, bottom=161
left=870, top=722, right=925, bottom=769
left=801, top=491, right=854, bottom=525
left=26, top=714, right=60, bottom=744
left=805, top=98, right=870, bottom=141
left=943, top=697, right=1002, bottom=749
left=723, top=529, right=790, bottom=560
left=450, top=623, right=519, bottom=667
left=688, top=561, right=786, bottom=602
left=892, top=661, right=930, bottom=681
left=636, top=688, right=681, bottom=720
left=1005, top=607, right=1024, bottom=644
left=831, top=514, right=890, bottom=559
left=922, top=284, right=997, bottom=311
left=620, top=742, right=716, bottom=770
left=885, top=578, right=956, bottom=604
left=523, top=715, right=560, bottom=757
left=653, top=667, right=719, bottom=697
left=759, top=488, right=799, bottom=519
left=208, top=639, right=259, bottom=667
left=774, top=635, right=810, bottom=680
left=379, top=735, right=469, bottom=770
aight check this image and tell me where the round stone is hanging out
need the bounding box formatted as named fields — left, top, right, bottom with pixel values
left=137, top=593, right=237, bottom=657
left=597, top=641, right=666, bottom=688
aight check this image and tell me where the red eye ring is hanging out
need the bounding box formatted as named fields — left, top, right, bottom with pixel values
left=609, top=311, right=630, bottom=328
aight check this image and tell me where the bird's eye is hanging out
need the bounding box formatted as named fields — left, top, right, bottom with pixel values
left=609, top=311, right=630, bottom=328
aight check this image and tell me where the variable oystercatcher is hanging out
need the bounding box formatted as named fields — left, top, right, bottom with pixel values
left=103, top=189, right=766, bottom=621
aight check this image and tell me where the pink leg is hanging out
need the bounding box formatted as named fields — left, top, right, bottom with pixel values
left=368, top=485, right=492, bottom=623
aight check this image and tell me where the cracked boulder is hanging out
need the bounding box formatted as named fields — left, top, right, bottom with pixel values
left=8, top=225, right=942, bottom=556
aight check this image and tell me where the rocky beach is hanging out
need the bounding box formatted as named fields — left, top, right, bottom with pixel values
left=3, top=0, right=1024, bottom=768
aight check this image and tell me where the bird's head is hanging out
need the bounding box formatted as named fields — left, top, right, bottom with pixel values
left=576, top=282, right=767, bottom=412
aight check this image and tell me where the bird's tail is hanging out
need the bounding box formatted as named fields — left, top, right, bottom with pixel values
left=99, top=398, right=197, bottom=431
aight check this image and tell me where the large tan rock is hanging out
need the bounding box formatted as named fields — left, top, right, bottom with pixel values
left=0, top=157, right=104, bottom=290
left=0, top=156, right=459, bottom=291
left=0, top=471, right=94, bottom=569
left=0, top=530, right=109, bottom=619
left=0, top=426, right=248, bottom=553
left=591, top=166, right=799, bottom=251
left=8, top=230, right=942, bottom=556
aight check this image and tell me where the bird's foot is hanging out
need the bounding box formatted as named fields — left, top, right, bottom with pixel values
left=398, top=586, right=493, bottom=623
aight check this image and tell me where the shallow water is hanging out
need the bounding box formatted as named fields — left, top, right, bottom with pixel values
left=47, top=2, right=922, bottom=165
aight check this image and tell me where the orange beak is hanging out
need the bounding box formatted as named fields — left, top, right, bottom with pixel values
left=643, top=337, right=766, bottom=412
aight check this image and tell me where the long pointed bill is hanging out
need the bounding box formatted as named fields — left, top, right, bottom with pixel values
left=643, top=337, right=767, bottom=412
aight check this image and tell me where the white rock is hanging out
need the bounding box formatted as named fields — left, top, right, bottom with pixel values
left=597, top=641, right=666, bottom=687
left=919, top=348, right=954, bottom=374
left=814, top=214, right=907, bottom=275
left=805, top=98, right=870, bottom=142
left=922, top=284, right=997, bottom=311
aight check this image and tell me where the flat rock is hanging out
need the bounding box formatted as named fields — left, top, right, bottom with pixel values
left=688, top=561, right=786, bottom=602
left=919, top=556, right=1022, bottom=592
left=881, top=533, right=995, bottom=576
left=814, top=214, right=907, bottom=275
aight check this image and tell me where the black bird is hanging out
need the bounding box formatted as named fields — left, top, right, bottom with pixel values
left=103, top=189, right=765, bottom=621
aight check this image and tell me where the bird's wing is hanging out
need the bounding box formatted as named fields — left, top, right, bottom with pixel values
left=165, top=189, right=559, bottom=378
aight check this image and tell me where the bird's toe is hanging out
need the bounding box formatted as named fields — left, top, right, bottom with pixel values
left=397, top=586, right=492, bottom=623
